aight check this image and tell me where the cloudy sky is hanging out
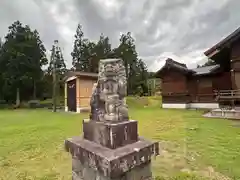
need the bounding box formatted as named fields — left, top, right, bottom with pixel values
left=1, top=0, right=240, bottom=71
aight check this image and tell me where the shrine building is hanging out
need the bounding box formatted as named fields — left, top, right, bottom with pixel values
left=156, top=26, right=240, bottom=109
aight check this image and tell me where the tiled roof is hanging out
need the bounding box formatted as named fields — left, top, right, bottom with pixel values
left=192, top=64, right=220, bottom=75
left=155, top=58, right=193, bottom=78
left=155, top=58, right=221, bottom=78
left=165, top=58, right=189, bottom=71
left=204, top=27, right=240, bottom=57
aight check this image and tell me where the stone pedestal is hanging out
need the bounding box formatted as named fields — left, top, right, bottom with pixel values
left=65, top=120, right=159, bottom=180
left=83, top=119, right=138, bottom=149
left=65, top=58, right=159, bottom=180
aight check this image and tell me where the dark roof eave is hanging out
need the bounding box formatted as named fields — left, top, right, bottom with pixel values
left=155, top=58, right=195, bottom=78
left=204, top=27, right=240, bottom=57
left=63, top=71, right=98, bottom=81
left=155, top=66, right=194, bottom=78
left=192, top=71, right=221, bottom=77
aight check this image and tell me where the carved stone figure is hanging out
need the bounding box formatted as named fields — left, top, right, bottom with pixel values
left=89, top=83, right=99, bottom=121
left=89, top=58, right=129, bottom=122
left=65, top=58, right=159, bottom=180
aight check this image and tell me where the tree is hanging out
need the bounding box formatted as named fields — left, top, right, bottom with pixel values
left=113, top=32, right=139, bottom=95
left=0, top=38, right=3, bottom=100
left=0, top=38, right=3, bottom=49
left=70, top=24, right=152, bottom=96
left=135, top=59, right=149, bottom=96
left=95, top=34, right=112, bottom=58
left=1, top=21, right=33, bottom=104
left=48, top=40, right=66, bottom=77
left=41, top=69, right=53, bottom=100
left=71, top=24, right=89, bottom=71
left=24, top=26, right=48, bottom=99
left=82, top=40, right=97, bottom=72
left=201, top=59, right=216, bottom=67
left=88, top=34, right=112, bottom=73
left=48, top=40, right=67, bottom=111
left=0, top=21, right=47, bottom=104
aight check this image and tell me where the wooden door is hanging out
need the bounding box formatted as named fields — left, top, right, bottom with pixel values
left=188, top=79, right=197, bottom=103
left=79, top=79, right=95, bottom=107
left=197, top=78, right=213, bottom=102
left=234, top=72, right=240, bottom=90
left=67, top=79, right=76, bottom=112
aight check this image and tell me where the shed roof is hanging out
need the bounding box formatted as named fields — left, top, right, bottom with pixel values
left=204, top=27, right=240, bottom=58
left=64, top=71, right=98, bottom=82
left=70, top=71, right=98, bottom=78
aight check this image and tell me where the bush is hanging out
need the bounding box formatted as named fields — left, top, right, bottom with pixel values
left=0, top=100, right=8, bottom=109
left=28, top=100, right=43, bottom=109
left=0, top=100, right=6, bottom=104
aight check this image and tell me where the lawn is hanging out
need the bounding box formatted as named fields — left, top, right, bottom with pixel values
left=0, top=97, right=240, bottom=180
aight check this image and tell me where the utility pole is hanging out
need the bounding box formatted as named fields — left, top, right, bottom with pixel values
left=52, top=40, right=58, bottom=112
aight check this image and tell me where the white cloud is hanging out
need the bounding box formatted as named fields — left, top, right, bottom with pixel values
left=0, top=0, right=240, bottom=72
left=146, top=50, right=207, bottom=72
left=92, top=0, right=123, bottom=19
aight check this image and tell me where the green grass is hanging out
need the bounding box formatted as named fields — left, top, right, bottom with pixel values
left=0, top=97, right=240, bottom=180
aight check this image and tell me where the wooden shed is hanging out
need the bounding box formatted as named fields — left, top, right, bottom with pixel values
left=64, top=71, right=98, bottom=113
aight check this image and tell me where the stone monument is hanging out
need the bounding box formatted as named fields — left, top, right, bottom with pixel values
left=65, top=59, right=159, bottom=180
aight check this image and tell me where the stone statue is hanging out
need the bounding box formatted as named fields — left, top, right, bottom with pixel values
left=89, top=58, right=129, bottom=122
left=66, top=59, right=159, bottom=180
left=89, top=83, right=99, bottom=121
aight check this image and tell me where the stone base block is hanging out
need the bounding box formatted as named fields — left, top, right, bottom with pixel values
left=72, top=156, right=152, bottom=180
left=65, top=136, right=159, bottom=179
left=83, top=119, right=138, bottom=149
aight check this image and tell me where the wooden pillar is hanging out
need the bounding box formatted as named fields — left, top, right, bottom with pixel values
left=196, top=79, right=200, bottom=102
left=76, top=77, right=81, bottom=113
left=64, top=82, right=68, bottom=112
left=231, top=69, right=235, bottom=90
left=230, top=58, right=235, bottom=90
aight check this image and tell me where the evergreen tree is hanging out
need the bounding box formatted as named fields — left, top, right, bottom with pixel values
left=0, top=21, right=47, bottom=104
left=96, top=33, right=112, bottom=59
left=24, top=26, right=48, bottom=99
left=0, top=38, right=2, bottom=49
left=71, top=24, right=89, bottom=71
left=135, top=59, right=149, bottom=96
left=88, top=34, right=112, bottom=73
left=201, top=59, right=216, bottom=67
left=84, top=40, right=97, bottom=72
left=113, top=32, right=138, bottom=95
left=0, top=38, right=3, bottom=99
left=0, top=20, right=153, bottom=100
left=48, top=40, right=66, bottom=76
left=48, top=40, right=66, bottom=100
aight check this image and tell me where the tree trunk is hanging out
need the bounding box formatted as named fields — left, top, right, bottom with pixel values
left=33, top=80, right=36, bottom=100
left=52, top=66, right=57, bottom=112
left=16, top=88, right=20, bottom=108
